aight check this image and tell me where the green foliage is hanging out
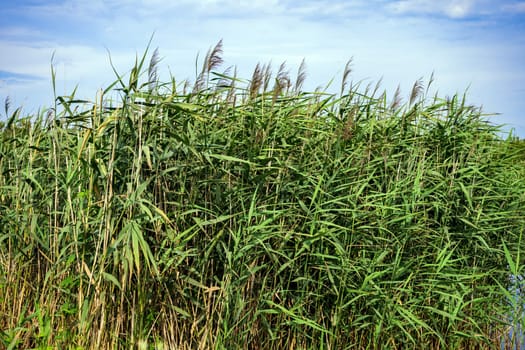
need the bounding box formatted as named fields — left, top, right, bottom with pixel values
left=1, top=42, right=524, bottom=349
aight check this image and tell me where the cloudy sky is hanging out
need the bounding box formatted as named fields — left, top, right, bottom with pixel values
left=1, top=0, right=524, bottom=136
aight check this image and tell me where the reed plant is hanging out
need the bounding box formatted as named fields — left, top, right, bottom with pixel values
left=0, top=41, right=524, bottom=349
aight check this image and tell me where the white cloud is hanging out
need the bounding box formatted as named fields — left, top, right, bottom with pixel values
left=502, top=2, right=525, bottom=13
left=0, top=41, right=55, bottom=77
left=386, top=0, right=525, bottom=19
left=445, top=1, right=475, bottom=18
left=0, top=26, right=47, bottom=41
left=387, top=0, right=480, bottom=19
left=15, top=0, right=104, bottom=20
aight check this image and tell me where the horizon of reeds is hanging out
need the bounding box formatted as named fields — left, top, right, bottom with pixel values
left=0, top=40, right=524, bottom=349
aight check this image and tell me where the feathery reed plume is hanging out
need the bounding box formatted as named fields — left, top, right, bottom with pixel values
left=426, top=70, right=435, bottom=96
left=363, top=81, right=371, bottom=97
left=148, top=47, right=160, bottom=92
left=409, top=77, right=424, bottom=106
left=262, top=62, right=272, bottom=92
left=226, top=66, right=238, bottom=103
left=206, top=39, right=224, bottom=73
left=193, top=73, right=205, bottom=93
left=273, top=62, right=291, bottom=100
left=372, top=76, right=383, bottom=99
left=44, top=107, right=55, bottom=128
left=341, top=58, right=353, bottom=95
left=390, top=84, right=402, bottom=110
left=294, top=58, right=307, bottom=93
left=194, top=39, right=224, bottom=93
left=216, top=66, right=233, bottom=88
left=4, top=96, right=10, bottom=117
left=250, top=63, right=263, bottom=99
left=183, top=79, right=191, bottom=95
left=342, top=104, right=358, bottom=141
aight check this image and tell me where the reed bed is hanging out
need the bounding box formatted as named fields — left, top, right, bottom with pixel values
left=1, top=42, right=524, bottom=349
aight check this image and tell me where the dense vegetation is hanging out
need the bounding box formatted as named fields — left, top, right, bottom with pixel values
left=1, top=41, right=524, bottom=349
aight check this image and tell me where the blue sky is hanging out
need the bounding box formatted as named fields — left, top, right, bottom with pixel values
left=1, top=0, right=524, bottom=136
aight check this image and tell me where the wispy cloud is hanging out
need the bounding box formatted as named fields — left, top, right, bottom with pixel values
left=501, top=1, right=525, bottom=13
left=0, top=41, right=55, bottom=77
left=387, top=0, right=470, bottom=18
left=0, top=70, right=44, bottom=84
left=385, top=0, right=522, bottom=19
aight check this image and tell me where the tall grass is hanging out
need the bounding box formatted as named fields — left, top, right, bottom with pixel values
left=1, top=42, right=524, bottom=349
